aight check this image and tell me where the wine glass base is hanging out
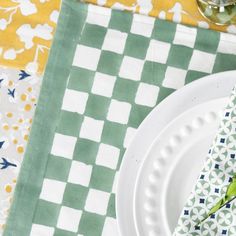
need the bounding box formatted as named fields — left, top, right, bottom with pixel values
left=197, top=0, right=236, bottom=25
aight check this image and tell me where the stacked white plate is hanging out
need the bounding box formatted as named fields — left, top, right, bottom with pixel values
left=116, top=71, right=236, bottom=236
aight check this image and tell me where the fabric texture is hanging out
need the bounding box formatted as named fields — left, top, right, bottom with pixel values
left=4, top=1, right=236, bottom=235
left=0, top=67, right=41, bottom=234
left=174, top=86, right=236, bottom=235
left=0, top=0, right=60, bottom=74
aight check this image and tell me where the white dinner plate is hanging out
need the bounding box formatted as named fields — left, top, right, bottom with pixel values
left=134, top=98, right=227, bottom=236
left=116, top=71, right=236, bottom=236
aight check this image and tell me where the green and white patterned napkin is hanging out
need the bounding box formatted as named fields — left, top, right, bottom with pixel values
left=3, top=1, right=236, bottom=235
left=174, top=86, right=236, bottom=236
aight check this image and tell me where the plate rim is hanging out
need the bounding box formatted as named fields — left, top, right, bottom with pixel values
left=116, top=70, right=236, bottom=236
left=133, top=98, right=228, bottom=236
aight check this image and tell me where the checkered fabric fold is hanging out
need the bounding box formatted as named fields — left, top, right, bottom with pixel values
left=4, top=1, right=236, bottom=235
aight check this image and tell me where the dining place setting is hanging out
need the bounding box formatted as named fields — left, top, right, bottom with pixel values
left=1, top=0, right=236, bottom=235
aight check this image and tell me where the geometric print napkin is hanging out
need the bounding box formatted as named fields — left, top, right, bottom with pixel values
left=3, top=0, right=236, bottom=235
left=174, top=86, right=236, bottom=236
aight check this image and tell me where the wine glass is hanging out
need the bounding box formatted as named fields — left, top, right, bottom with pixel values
left=197, top=0, right=236, bottom=25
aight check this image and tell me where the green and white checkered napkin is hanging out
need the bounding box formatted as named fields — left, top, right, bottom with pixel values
left=4, top=1, right=236, bottom=235
left=173, top=86, right=236, bottom=236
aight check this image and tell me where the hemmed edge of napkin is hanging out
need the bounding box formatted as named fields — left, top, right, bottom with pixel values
left=3, top=1, right=88, bottom=235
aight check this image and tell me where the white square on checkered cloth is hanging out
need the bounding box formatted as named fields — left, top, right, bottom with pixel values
left=92, top=72, right=116, bottom=98
left=96, top=143, right=120, bottom=169
left=68, top=161, right=92, bottom=186
left=57, top=206, right=82, bottom=232
left=85, top=188, right=110, bottom=215
left=62, top=89, right=88, bottom=114
left=73, top=45, right=101, bottom=71
left=131, top=14, right=155, bottom=37
left=135, top=82, right=160, bottom=107
left=40, top=179, right=66, bottom=204
left=123, top=127, right=137, bottom=149
left=119, top=56, right=144, bottom=81
left=146, top=39, right=171, bottom=64
left=218, top=33, right=236, bottom=55
left=86, top=4, right=111, bottom=27
left=173, top=24, right=197, bottom=48
left=107, top=99, right=131, bottom=124
left=30, top=224, right=55, bottom=236
left=51, top=133, right=77, bottom=159
left=189, top=50, right=216, bottom=73
left=163, top=66, right=187, bottom=89
left=80, top=116, right=104, bottom=142
left=102, top=217, right=119, bottom=236
left=102, top=29, right=128, bottom=54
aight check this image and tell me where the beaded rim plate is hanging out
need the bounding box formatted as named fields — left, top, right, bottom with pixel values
left=116, top=71, right=236, bottom=236
left=134, top=98, right=228, bottom=236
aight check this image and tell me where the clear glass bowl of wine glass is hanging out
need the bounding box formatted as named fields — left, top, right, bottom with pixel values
left=197, top=0, right=236, bottom=25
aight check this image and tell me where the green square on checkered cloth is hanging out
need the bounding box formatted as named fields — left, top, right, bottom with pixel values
left=4, top=1, right=236, bottom=235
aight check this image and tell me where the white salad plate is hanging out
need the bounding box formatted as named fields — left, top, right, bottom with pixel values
left=116, top=71, right=236, bottom=236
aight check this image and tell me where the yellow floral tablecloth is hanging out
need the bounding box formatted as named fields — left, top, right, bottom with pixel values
left=0, top=0, right=60, bottom=75
left=0, top=0, right=236, bottom=74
